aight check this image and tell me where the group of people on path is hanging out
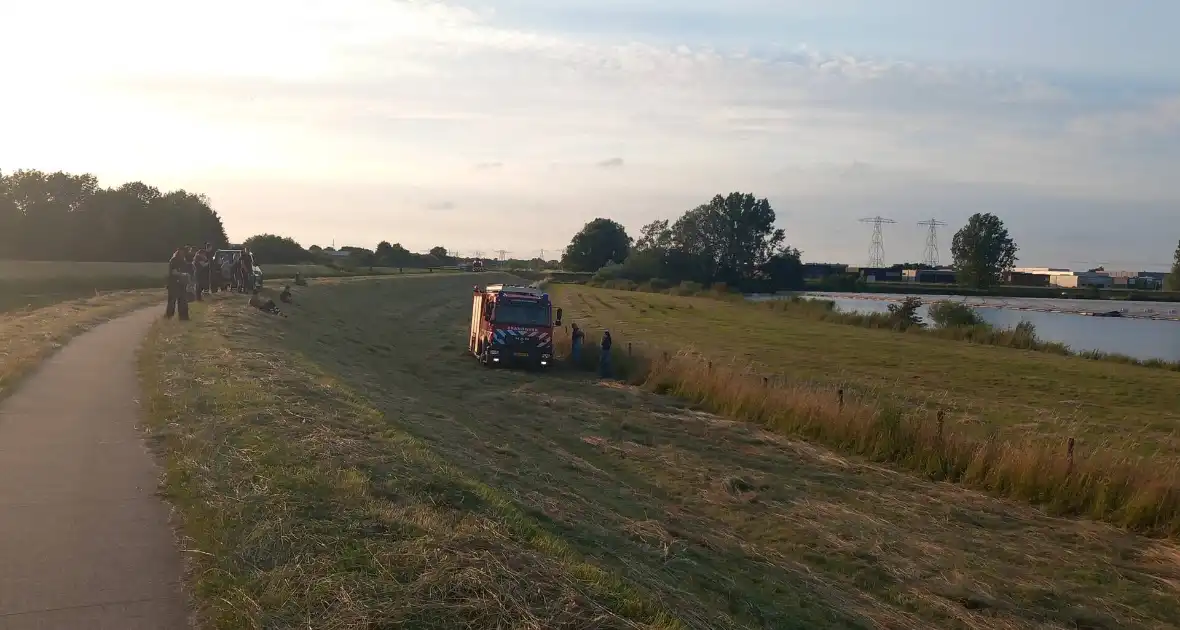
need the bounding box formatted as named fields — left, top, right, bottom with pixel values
left=165, top=244, right=263, bottom=320
left=569, top=322, right=613, bottom=378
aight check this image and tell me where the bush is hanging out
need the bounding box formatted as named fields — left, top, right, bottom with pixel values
left=927, top=301, right=984, bottom=328
left=601, top=278, right=638, bottom=291
left=648, top=277, right=673, bottom=291
left=886, top=297, right=924, bottom=331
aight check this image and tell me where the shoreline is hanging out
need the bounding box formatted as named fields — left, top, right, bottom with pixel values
left=761, top=292, right=1180, bottom=323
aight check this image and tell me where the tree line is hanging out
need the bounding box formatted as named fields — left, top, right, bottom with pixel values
left=0, top=169, right=229, bottom=261
left=557, top=201, right=1028, bottom=291
left=0, top=168, right=557, bottom=270
left=560, top=193, right=806, bottom=292
left=241, top=235, right=559, bottom=270
left=563, top=198, right=1180, bottom=293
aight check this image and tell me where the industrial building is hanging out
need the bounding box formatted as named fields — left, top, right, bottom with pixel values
left=1004, top=271, right=1051, bottom=287
left=902, top=268, right=957, bottom=284
left=847, top=266, right=903, bottom=282
left=1048, top=272, right=1113, bottom=289
left=1007, top=267, right=1163, bottom=289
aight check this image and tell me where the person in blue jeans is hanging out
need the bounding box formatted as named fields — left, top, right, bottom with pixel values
left=599, top=329, right=613, bottom=377
left=570, top=322, right=585, bottom=365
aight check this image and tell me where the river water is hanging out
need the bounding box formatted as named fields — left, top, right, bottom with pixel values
left=751, top=292, right=1180, bottom=362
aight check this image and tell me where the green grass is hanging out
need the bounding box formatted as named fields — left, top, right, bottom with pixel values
left=553, top=285, right=1180, bottom=464
left=139, top=274, right=1180, bottom=629
left=0, top=259, right=449, bottom=312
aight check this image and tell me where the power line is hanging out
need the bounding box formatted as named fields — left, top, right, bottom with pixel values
left=917, top=219, right=947, bottom=267
left=859, top=216, right=896, bottom=267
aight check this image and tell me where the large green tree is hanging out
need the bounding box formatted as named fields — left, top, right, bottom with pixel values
left=669, top=192, right=785, bottom=285
left=1167, top=239, right=1180, bottom=291
left=951, top=213, right=1019, bottom=289
left=375, top=241, right=415, bottom=267
left=243, top=234, right=312, bottom=264
left=0, top=169, right=228, bottom=261
left=561, top=218, right=631, bottom=272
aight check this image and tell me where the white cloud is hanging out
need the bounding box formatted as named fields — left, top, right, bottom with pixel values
left=0, top=0, right=1176, bottom=262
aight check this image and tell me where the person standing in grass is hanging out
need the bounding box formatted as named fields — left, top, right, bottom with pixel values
left=192, top=247, right=208, bottom=301
left=570, top=322, right=585, bottom=365
left=165, top=246, right=191, bottom=321
left=240, top=248, right=256, bottom=292
left=599, top=329, right=612, bottom=378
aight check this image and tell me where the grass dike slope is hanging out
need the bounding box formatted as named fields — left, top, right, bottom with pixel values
left=141, top=274, right=1180, bottom=629
left=551, top=285, right=1180, bottom=464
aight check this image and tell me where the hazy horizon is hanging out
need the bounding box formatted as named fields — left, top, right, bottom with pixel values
left=2, top=1, right=1177, bottom=270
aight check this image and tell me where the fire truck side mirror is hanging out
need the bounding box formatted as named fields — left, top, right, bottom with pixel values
left=554, top=307, right=563, bottom=326
left=483, top=304, right=493, bottom=320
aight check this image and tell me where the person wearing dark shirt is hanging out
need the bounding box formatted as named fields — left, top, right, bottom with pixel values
left=240, top=248, right=255, bottom=292
left=165, top=246, right=191, bottom=320
left=599, top=329, right=612, bottom=378
left=570, top=322, right=585, bottom=365
left=192, top=248, right=208, bottom=301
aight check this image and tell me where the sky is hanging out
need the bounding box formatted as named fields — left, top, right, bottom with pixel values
left=1, top=0, right=1178, bottom=268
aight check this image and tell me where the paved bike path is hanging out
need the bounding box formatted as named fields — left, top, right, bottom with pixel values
left=0, top=307, right=188, bottom=629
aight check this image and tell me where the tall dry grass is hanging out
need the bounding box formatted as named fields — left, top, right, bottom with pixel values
left=554, top=327, right=1180, bottom=537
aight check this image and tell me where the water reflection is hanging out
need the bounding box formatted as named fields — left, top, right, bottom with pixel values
left=752, top=293, right=1180, bottom=362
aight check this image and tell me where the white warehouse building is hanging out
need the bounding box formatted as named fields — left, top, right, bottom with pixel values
left=1010, top=267, right=1113, bottom=288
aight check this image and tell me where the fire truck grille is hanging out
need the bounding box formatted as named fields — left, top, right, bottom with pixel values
left=492, top=328, right=552, bottom=347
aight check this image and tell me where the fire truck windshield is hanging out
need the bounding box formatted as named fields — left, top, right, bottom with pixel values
left=492, top=302, right=550, bottom=327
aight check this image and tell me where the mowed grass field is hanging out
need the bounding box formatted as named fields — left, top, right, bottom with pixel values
left=140, top=273, right=1180, bottom=629
left=0, top=260, right=415, bottom=312
left=551, top=285, right=1180, bottom=464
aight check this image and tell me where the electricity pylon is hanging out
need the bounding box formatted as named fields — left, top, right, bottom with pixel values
left=859, top=216, right=896, bottom=267
left=917, top=219, right=947, bottom=267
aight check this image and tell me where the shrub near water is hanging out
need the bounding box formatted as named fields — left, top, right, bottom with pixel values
left=552, top=326, right=1180, bottom=537
left=927, top=300, right=984, bottom=327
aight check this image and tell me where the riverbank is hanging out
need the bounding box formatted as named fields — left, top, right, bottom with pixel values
left=580, top=276, right=1180, bottom=369
left=807, top=279, right=1180, bottom=302
left=803, top=291, right=1180, bottom=322
left=551, top=284, right=1180, bottom=535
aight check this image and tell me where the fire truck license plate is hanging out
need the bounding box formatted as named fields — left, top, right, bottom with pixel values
left=514, top=352, right=529, bottom=357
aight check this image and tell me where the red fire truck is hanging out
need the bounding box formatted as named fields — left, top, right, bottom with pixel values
left=470, top=284, right=562, bottom=369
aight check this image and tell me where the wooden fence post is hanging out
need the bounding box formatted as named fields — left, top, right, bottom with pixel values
left=1067, top=437, right=1075, bottom=475
left=837, top=388, right=844, bottom=410
left=627, top=342, right=632, bottom=356
left=936, top=410, right=945, bottom=443
left=762, top=376, right=769, bottom=387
